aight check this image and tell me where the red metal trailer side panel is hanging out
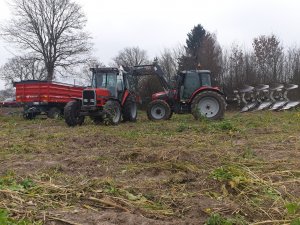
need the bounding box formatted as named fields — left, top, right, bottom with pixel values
left=15, top=81, right=84, bottom=103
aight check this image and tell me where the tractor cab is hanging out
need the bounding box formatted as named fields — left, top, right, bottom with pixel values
left=177, top=70, right=212, bottom=101
left=90, top=67, right=128, bottom=101
left=82, top=67, right=128, bottom=109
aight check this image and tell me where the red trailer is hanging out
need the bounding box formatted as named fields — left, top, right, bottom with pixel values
left=15, top=80, right=84, bottom=119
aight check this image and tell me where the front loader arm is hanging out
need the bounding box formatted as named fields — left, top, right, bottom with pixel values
left=129, top=64, right=171, bottom=91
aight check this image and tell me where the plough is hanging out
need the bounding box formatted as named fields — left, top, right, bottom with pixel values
left=234, top=84, right=300, bottom=112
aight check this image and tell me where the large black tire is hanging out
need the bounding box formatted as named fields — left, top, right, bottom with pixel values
left=23, top=106, right=36, bottom=120
left=191, top=91, right=226, bottom=120
left=103, top=100, right=121, bottom=125
left=147, top=100, right=171, bottom=121
left=64, top=101, right=85, bottom=127
left=47, top=107, right=61, bottom=119
left=90, top=116, right=104, bottom=125
left=167, top=111, right=173, bottom=120
left=122, top=95, right=137, bottom=122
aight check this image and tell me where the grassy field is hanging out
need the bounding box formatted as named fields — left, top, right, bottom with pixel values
left=0, top=109, right=299, bottom=225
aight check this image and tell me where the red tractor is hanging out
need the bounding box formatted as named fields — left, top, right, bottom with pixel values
left=64, top=67, right=137, bottom=126
left=132, top=64, right=226, bottom=120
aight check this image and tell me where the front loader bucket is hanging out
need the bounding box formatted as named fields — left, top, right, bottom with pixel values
left=280, top=101, right=300, bottom=110
left=270, top=101, right=288, bottom=111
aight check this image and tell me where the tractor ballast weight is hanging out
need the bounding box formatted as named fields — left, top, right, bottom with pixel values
left=131, top=64, right=226, bottom=120
left=64, top=67, right=137, bottom=126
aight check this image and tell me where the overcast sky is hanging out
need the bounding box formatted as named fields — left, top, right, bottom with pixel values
left=1, top=0, right=300, bottom=89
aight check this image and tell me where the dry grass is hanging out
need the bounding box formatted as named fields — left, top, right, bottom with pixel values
left=0, top=109, right=299, bottom=224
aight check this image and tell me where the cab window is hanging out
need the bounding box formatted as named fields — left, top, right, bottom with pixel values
left=182, top=72, right=201, bottom=99
left=201, top=73, right=211, bottom=86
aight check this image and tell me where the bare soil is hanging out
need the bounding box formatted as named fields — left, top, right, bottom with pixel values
left=0, top=109, right=299, bottom=224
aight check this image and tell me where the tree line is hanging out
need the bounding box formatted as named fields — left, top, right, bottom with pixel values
left=0, top=0, right=299, bottom=99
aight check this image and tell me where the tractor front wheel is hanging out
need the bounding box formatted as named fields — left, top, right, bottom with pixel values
left=191, top=91, right=226, bottom=120
left=147, top=100, right=171, bottom=121
left=103, top=100, right=121, bottom=125
left=64, top=101, right=85, bottom=126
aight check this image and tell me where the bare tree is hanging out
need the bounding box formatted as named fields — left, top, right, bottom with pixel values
left=221, top=45, right=258, bottom=95
left=158, top=48, right=178, bottom=83
left=113, top=47, right=149, bottom=67
left=112, top=46, right=150, bottom=95
left=228, top=44, right=245, bottom=88
left=199, top=33, right=223, bottom=83
left=0, top=88, right=15, bottom=100
left=76, top=58, right=105, bottom=86
left=285, top=47, right=300, bottom=98
left=0, top=55, right=46, bottom=85
left=285, top=47, right=300, bottom=82
left=252, top=34, right=283, bottom=83
left=0, top=0, right=91, bottom=81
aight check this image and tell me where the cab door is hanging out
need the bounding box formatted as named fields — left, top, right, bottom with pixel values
left=180, top=72, right=201, bottom=101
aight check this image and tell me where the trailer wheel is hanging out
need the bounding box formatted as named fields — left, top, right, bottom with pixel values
left=191, top=91, right=226, bottom=120
left=23, top=112, right=36, bottom=120
left=122, top=95, right=137, bottom=122
left=147, top=100, right=171, bottom=121
left=103, top=100, right=121, bottom=125
left=64, top=101, right=85, bottom=126
left=48, top=107, right=61, bottom=119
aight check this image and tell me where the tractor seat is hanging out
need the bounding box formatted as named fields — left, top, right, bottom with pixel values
left=269, top=84, right=284, bottom=91
left=239, top=85, right=254, bottom=93
left=255, top=84, right=269, bottom=91
left=284, top=84, right=298, bottom=90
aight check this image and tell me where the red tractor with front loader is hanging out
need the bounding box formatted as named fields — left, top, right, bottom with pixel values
left=132, top=64, right=226, bottom=120
left=64, top=67, right=137, bottom=126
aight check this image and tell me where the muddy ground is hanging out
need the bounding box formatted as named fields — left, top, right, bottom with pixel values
left=0, top=108, right=299, bottom=224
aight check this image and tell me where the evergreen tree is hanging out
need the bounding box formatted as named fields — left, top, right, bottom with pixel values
left=178, top=24, right=207, bottom=71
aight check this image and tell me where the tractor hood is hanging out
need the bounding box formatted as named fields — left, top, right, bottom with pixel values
left=84, top=88, right=111, bottom=98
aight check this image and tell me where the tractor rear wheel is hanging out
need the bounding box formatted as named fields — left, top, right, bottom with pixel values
left=147, top=100, right=171, bottom=121
left=122, top=95, right=137, bottom=122
left=103, top=100, right=121, bottom=125
left=64, top=101, right=85, bottom=126
left=191, top=91, right=226, bottom=120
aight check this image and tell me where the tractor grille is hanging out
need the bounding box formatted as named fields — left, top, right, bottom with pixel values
left=82, top=90, right=96, bottom=106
